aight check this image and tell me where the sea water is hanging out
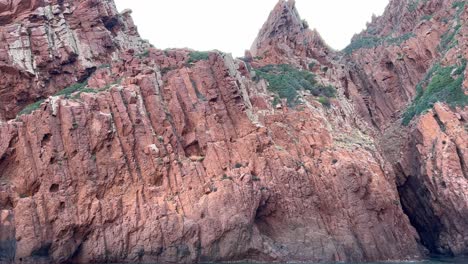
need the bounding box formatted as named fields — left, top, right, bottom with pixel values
left=203, top=256, right=468, bottom=264
left=105, top=256, right=468, bottom=264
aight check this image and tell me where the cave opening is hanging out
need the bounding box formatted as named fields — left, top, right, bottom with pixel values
left=397, top=175, right=452, bottom=256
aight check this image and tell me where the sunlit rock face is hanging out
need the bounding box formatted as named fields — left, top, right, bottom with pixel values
left=340, top=0, right=468, bottom=255
left=0, top=0, right=466, bottom=263
left=0, top=0, right=146, bottom=121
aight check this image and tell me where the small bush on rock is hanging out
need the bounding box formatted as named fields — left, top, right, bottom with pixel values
left=188, top=51, right=210, bottom=64
left=402, top=61, right=467, bottom=125
left=254, top=64, right=336, bottom=107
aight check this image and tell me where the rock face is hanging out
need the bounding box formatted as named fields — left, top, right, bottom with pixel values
left=342, top=0, right=468, bottom=256
left=249, top=0, right=333, bottom=69
left=391, top=104, right=468, bottom=255
left=0, top=48, right=423, bottom=263
left=343, top=0, right=451, bottom=128
left=0, top=0, right=146, bottom=121
left=0, top=0, right=466, bottom=263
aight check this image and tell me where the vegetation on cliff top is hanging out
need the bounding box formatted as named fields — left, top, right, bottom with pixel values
left=16, top=77, right=120, bottom=117
left=344, top=32, right=415, bottom=54
left=188, top=51, right=210, bottom=64
left=17, top=81, right=89, bottom=117
left=402, top=60, right=467, bottom=125
left=17, top=99, right=46, bottom=116
left=254, top=64, right=336, bottom=107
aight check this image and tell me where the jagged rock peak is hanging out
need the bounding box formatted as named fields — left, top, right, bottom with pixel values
left=251, top=0, right=306, bottom=55
left=249, top=0, right=332, bottom=67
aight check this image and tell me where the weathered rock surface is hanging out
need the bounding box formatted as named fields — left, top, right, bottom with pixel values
left=0, top=0, right=466, bottom=263
left=340, top=0, right=468, bottom=256
left=0, top=47, right=423, bottom=263
left=386, top=104, right=468, bottom=255
left=0, top=0, right=146, bottom=121
left=252, top=0, right=468, bottom=256
left=343, top=0, right=465, bottom=128
left=249, top=0, right=333, bottom=69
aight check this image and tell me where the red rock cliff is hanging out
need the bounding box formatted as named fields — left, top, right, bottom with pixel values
left=0, top=0, right=467, bottom=263
left=0, top=0, right=146, bottom=121
left=341, top=0, right=468, bottom=255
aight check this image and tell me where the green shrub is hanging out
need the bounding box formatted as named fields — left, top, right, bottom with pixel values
left=79, top=88, right=99, bottom=94
left=452, top=1, right=466, bottom=9
left=421, top=14, right=433, bottom=21
left=408, top=0, right=419, bottom=11
left=55, top=82, right=88, bottom=98
left=385, top=33, right=415, bottom=45
left=438, top=24, right=461, bottom=52
left=317, top=96, right=331, bottom=107
left=17, top=81, right=92, bottom=116
left=344, top=36, right=382, bottom=54
left=137, top=50, right=150, bottom=59
left=344, top=33, right=415, bottom=54
left=438, top=1, right=465, bottom=52
left=402, top=62, right=467, bottom=125
left=453, top=59, right=467, bottom=75
left=254, top=64, right=336, bottom=107
left=98, top=64, right=111, bottom=69
left=221, top=174, right=233, bottom=181
left=17, top=99, right=45, bottom=116
left=188, top=51, right=210, bottom=64
left=272, top=96, right=281, bottom=106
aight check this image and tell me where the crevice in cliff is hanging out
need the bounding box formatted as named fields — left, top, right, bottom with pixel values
left=347, top=64, right=379, bottom=128
left=0, top=134, right=17, bottom=180
left=455, top=146, right=467, bottom=180
left=432, top=113, right=446, bottom=132
left=395, top=150, right=452, bottom=257
left=397, top=174, right=444, bottom=255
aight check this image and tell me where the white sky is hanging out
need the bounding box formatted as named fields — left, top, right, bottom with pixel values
left=114, top=0, right=389, bottom=57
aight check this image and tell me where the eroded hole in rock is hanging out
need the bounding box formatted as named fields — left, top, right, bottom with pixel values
left=149, top=172, right=164, bottom=187
left=184, top=140, right=202, bottom=157
left=61, top=53, right=78, bottom=65
left=59, top=202, right=65, bottom=211
left=254, top=190, right=276, bottom=238
left=0, top=196, right=14, bottom=209
left=27, top=181, right=41, bottom=198
left=78, top=67, right=97, bottom=83
left=455, top=146, right=467, bottom=180
left=433, top=113, right=446, bottom=132
left=425, top=49, right=433, bottom=59
left=41, top=133, right=51, bottom=146
left=49, top=184, right=59, bottom=193
left=96, top=189, right=105, bottom=200
left=385, top=61, right=395, bottom=71
left=31, top=243, right=51, bottom=257
left=102, top=16, right=119, bottom=31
